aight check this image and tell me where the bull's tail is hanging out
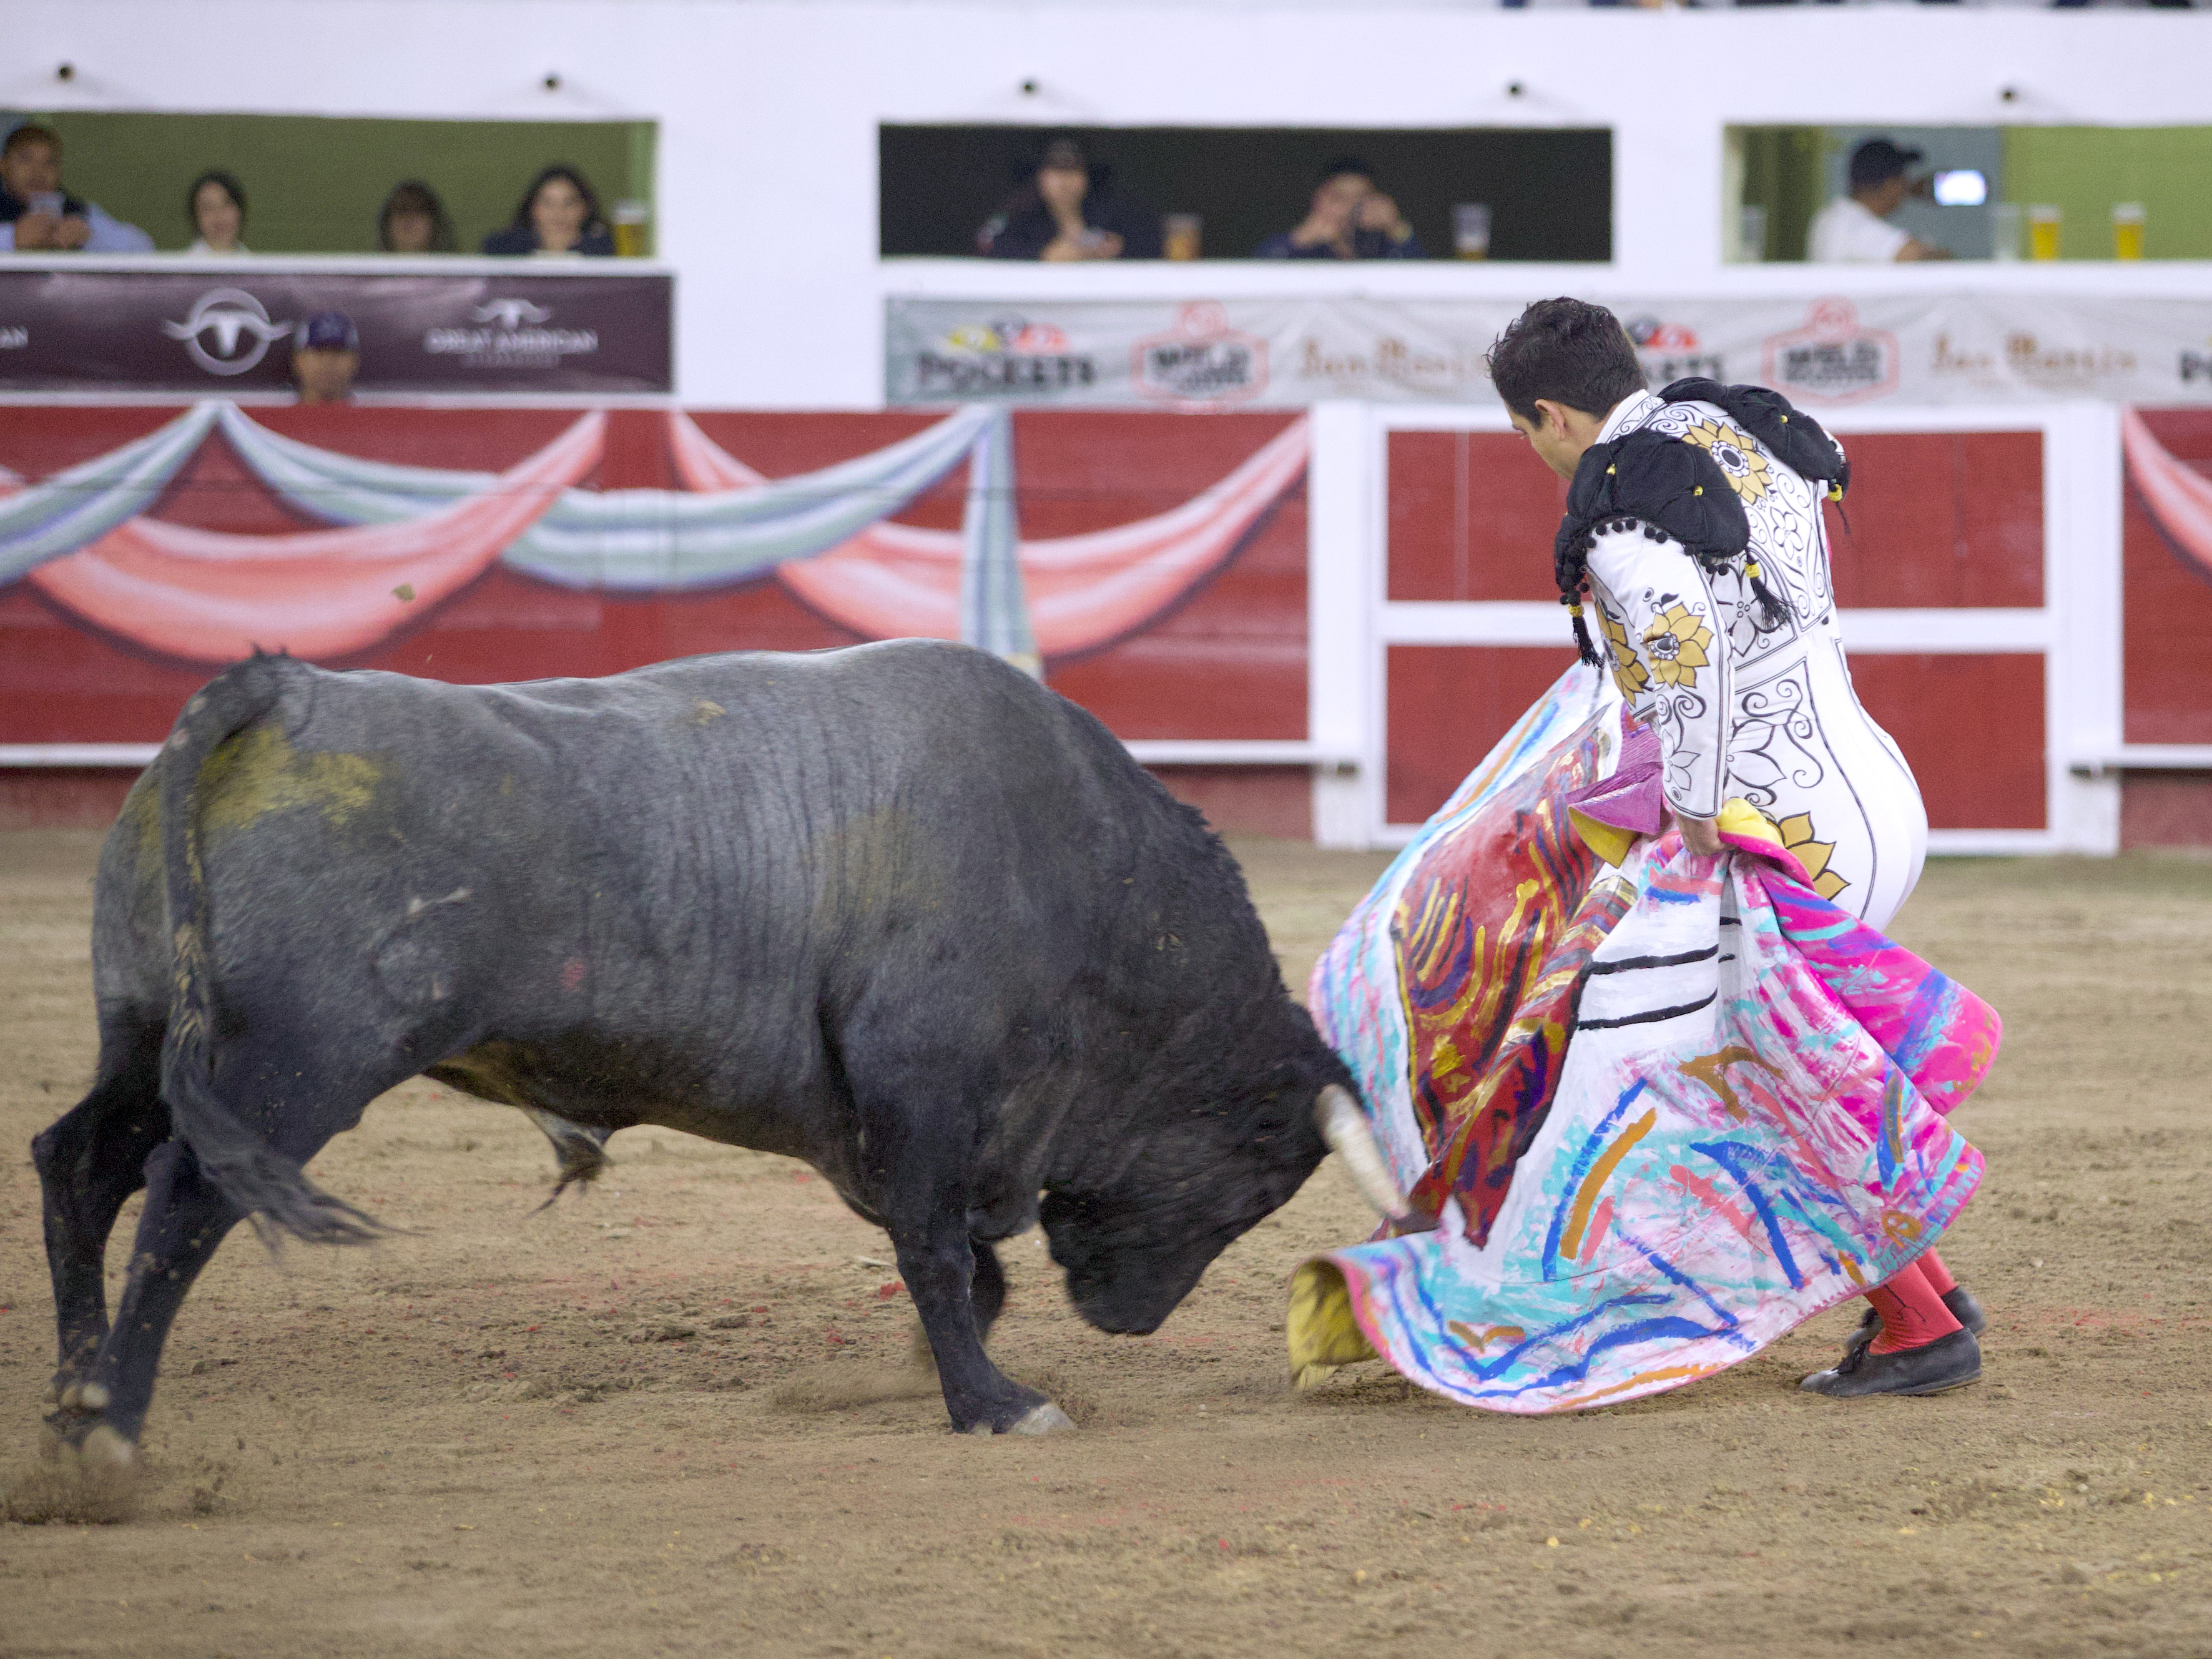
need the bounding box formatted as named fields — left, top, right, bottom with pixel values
left=156, top=653, right=383, bottom=1247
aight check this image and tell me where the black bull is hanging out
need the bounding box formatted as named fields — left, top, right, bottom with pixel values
left=33, top=641, right=1369, bottom=1454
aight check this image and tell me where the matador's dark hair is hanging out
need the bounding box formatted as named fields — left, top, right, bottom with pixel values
left=1487, top=298, right=1647, bottom=427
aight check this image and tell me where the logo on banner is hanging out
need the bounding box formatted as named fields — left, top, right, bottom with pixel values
left=473, top=298, right=553, bottom=330
left=1625, top=316, right=1723, bottom=388
left=1294, top=334, right=1487, bottom=398
left=1761, top=300, right=1899, bottom=406
left=1933, top=329, right=2139, bottom=389
left=1133, top=302, right=1266, bottom=405
left=424, top=298, right=598, bottom=369
left=2185, top=340, right=2212, bottom=387
left=912, top=315, right=1098, bottom=396
left=160, top=289, right=297, bottom=377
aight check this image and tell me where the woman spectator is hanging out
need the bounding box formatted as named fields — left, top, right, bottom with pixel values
left=185, top=170, right=248, bottom=255
left=378, top=180, right=455, bottom=254
left=481, top=165, right=614, bottom=257
left=977, top=137, right=1159, bottom=262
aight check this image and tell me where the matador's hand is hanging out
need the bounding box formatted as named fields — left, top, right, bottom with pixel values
left=1677, top=813, right=1724, bottom=857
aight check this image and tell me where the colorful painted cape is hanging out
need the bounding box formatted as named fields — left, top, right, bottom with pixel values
left=1290, top=666, right=1998, bottom=1413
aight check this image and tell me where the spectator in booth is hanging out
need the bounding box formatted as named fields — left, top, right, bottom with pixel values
left=1255, top=157, right=1423, bottom=260
left=482, top=166, right=614, bottom=257
left=292, top=310, right=359, bottom=405
left=977, top=137, right=1161, bottom=261
left=378, top=180, right=455, bottom=254
left=1807, top=139, right=1951, bottom=263
left=185, top=170, right=249, bottom=256
left=0, top=123, right=154, bottom=253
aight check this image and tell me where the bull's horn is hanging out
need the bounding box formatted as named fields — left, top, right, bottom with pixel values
left=1314, top=1084, right=1412, bottom=1224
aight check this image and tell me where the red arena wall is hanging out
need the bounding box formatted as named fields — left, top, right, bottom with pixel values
left=1380, top=428, right=2053, bottom=834
left=2122, top=410, right=2212, bottom=846
left=0, top=406, right=1309, bottom=832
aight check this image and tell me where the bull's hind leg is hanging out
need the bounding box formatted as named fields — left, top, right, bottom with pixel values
left=44, top=1025, right=401, bottom=1467
left=31, top=1015, right=169, bottom=1409
left=44, top=1137, right=245, bottom=1468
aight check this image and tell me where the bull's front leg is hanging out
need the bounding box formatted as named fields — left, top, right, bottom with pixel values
left=892, top=1215, right=1071, bottom=1436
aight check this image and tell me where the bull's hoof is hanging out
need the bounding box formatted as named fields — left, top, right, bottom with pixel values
left=75, top=1425, right=137, bottom=1472
left=41, top=1380, right=134, bottom=1476
left=960, top=1398, right=1076, bottom=1436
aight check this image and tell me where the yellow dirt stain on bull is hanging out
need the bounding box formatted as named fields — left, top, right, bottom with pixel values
left=196, top=726, right=386, bottom=838
left=120, top=772, right=163, bottom=862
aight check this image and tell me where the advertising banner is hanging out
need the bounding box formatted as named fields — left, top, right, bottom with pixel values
left=887, top=293, right=2212, bottom=410
left=0, top=269, right=673, bottom=395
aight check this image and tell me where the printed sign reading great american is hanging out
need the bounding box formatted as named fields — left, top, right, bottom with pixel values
left=0, top=267, right=671, bottom=393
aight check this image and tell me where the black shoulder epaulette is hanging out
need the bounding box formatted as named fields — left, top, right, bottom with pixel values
left=1555, top=427, right=1749, bottom=573
left=1659, top=377, right=1850, bottom=500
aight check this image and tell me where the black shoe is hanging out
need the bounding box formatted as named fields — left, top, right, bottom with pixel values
left=1801, top=1327, right=1982, bottom=1397
left=1844, top=1285, right=1987, bottom=1358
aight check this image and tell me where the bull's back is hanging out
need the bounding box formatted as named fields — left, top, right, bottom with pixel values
left=139, top=642, right=1169, bottom=1095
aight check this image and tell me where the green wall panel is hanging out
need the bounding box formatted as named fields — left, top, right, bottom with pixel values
left=2002, top=126, right=2212, bottom=261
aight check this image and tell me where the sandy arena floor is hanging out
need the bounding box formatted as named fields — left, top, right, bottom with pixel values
left=2, top=827, right=2210, bottom=1658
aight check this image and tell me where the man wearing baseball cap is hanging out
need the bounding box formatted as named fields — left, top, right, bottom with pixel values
left=1806, top=139, right=1950, bottom=263
left=292, top=310, right=358, bottom=404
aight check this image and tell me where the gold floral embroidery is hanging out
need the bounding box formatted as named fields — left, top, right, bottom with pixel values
left=1594, top=603, right=1648, bottom=697
left=1639, top=602, right=1714, bottom=687
left=1679, top=418, right=1771, bottom=505
left=1775, top=812, right=1850, bottom=902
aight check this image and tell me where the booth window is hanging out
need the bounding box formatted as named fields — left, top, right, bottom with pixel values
left=1731, top=124, right=2212, bottom=262
left=3, top=112, right=657, bottom=255
left=880, top=126, right=1612, bottom=262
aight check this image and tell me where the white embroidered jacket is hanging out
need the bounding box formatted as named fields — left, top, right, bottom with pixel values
left=1579, top=389, right=1928, bottom=927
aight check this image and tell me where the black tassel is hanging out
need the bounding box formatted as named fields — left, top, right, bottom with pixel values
left=1747, top=570, right=1787, bottom=630
left=1571, top=609, right=1599, bottom=666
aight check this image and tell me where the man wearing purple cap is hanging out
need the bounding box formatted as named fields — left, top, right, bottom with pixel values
left=292, top=310, right=358, bottom=404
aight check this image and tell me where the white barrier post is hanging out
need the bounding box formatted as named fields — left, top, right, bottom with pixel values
left=2048, top=400, right=2125, bottom=855
left=1307, top=401, right=1373, bottom=849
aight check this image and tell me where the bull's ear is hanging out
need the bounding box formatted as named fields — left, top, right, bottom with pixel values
left=1314, top=1085, right=1411, bottom=1224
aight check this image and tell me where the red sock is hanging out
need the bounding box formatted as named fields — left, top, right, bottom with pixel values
left=1915, top=1248, right=1959, bottom=1297
left=1865, top=1259, right=1963, bottom=1354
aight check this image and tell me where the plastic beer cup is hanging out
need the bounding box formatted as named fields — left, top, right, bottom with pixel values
left=612, top=201, right=649, bottom=258
left=1163, top=214, right=1201, bottom=262
left=2112, top=203, right=2145, bottom=261
left=2027, top=205, right=2062, bottom=262
left=1453, top=204, right=1492, bottom=260
left=1989, top=203, right=2022, bottom=262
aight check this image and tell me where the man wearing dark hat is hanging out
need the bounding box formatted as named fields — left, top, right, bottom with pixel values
left=1806, top=139, right=1950, bottom=263
left=292, top=310, right=359, bottom=404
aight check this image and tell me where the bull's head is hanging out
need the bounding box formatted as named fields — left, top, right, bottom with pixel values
left=1040, top=1076, right=1408, bottom=1336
